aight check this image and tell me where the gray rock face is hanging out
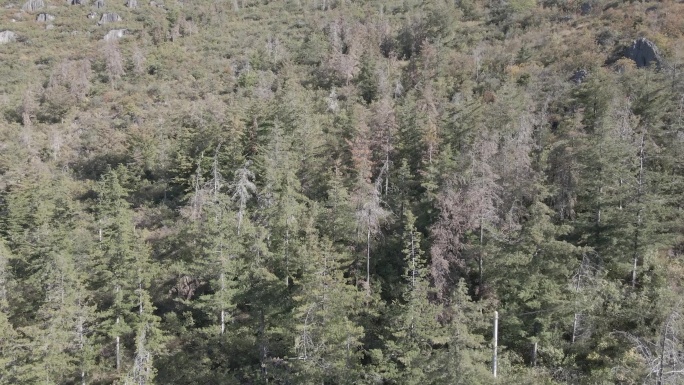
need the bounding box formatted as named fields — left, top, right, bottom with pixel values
left=35, top=13, right=54, bottom=22
left=87, top=11, right=97, bottom=18
left=98, top=12, right=121, bottom=24
left=103, top=28, right=125, bottom=41
left=125, top=0, right=137, bottom=7
left=0, top=30, right=18, bottom=44
left=22, top=0, right=44, bottom=11
left=580, top=2, right=592, bottom=15
left=71, top=0, right=84, bottom=5
left=570, top=69, right=589, bottom=84
left=626, top=38, right=663, bottom=68
left=94, top=0, right=104, bottom=7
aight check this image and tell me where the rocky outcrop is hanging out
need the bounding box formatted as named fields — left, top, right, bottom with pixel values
left=626, top=38, right=663, bottom=68
left=98, top=12, right=121, bottom=24
left=21, top=0, right=44, bottom=11
left=125, top=0, right=137, bottom=7
left=0, top=30, right=18, bottom=44
left=570, top=69, right=589, bottom=84
left=580, top=2, right=591, bottom=15
left=87, top=11, right=97, bottom=18
left=94, top=0, right=105, bottom=7
left=103, top=28, right=125, bottom=41
left=35, top=13, right=54, bottom=22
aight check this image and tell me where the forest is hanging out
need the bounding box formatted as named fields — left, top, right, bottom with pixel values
left=1, top=0, right=684, bottom=383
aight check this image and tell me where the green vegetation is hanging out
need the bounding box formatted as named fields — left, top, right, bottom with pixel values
left=1, top=0, right=684, bottom=383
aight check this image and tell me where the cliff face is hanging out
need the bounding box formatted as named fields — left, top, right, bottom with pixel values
left=626, top=37, right=664, bottom=68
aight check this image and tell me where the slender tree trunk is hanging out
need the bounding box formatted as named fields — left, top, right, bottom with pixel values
left=77, top=296, right=87, bottom=385
left=116, top=285, right=121, bottom=372
left=493, top=311, right=498, bottom=378
left=139, top=282, right=143, bottom=316
left=220, top=272, right=226, bottom=335
left=285, top=228, right=290, bottom=287
left=478, top=221, right=484, bottom=289
left=657, top=325, right=666, bottom=385
left=259, top=310, right=268, bottom=380
left=384, top=152, right=390, bottom=196
left=572, top=262, right=583, bottom=343
left=366, top=220, right=371, bottom=296
left=632, top=133, right=645, bottom=288
left=572, top=313, right=580, bottom=345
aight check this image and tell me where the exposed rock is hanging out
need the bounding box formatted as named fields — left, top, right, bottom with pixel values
left=570, top=69, right=589, bottom=84
left=125, top=0, right=137, bottom=7
left=21, top=0, right=44, bottom=11
left=103, top=28, right=125, bottom=41
left=35, top=13, right=54, bottom=22
left=0, top=30, right=18, bottom=44
left=625, top=38, right=663, bottom=68
left=98, top=12, right=121, bottom=24
left=169, top=275, right=203, bottom=300
left=70, top=0, right=84, bottom=5
left=94, top=0, right=104, bottom=7
left=580, top=2, right=591, bottom=15
left=87, top=11, right=97, bottom=18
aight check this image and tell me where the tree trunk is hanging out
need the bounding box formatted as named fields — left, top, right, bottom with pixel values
left=493, top=311, right=498, bottom=378
left=366, top=221, right=371, bottom=296
left=478, top=222, right=484, bottom=290
left=632, top=133, right=645, bottom=288
left=116, top=285, right=121, bottom=372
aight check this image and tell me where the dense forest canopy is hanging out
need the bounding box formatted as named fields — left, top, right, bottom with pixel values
left=1, top=0, right=684, bottom=383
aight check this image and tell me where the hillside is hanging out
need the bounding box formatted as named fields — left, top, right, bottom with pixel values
left=1, top=0, right=684, bottom=383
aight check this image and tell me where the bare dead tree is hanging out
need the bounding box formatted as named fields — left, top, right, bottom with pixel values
left=617, top=307, right=684, bottom=385
left=103, top=41, right=125, bottom=82
left=571, top=252, right=602, bottom=344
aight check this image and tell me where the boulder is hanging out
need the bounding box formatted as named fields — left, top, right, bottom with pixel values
left=21, top=0, right=44, bottom=11
left=98, top=12, right=121, bottom=24
left=0, top=30, right=18, bottom=44
left=580, top=2, right=591, bottom=15
left=94, top=0, right=104, bottom=7
left=35, top=13, right=54, bottom=22
left=103, top=28, right=125, bottom=41
left=125, top=0, right=137, bottom=7
left=570, top=69, right=588, bottom=84
left=87, top=11, right=97, bottom=18
left=625, top=38, right=663, bottom=68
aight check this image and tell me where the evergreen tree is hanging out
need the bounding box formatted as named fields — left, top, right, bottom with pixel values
left=385, top=211, right=447, bottom=384
left=94, top=167, right=162, bottom=380
left=292, top=236, right=365, bottom=384
left=0, top=240, right=20, bottom=385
